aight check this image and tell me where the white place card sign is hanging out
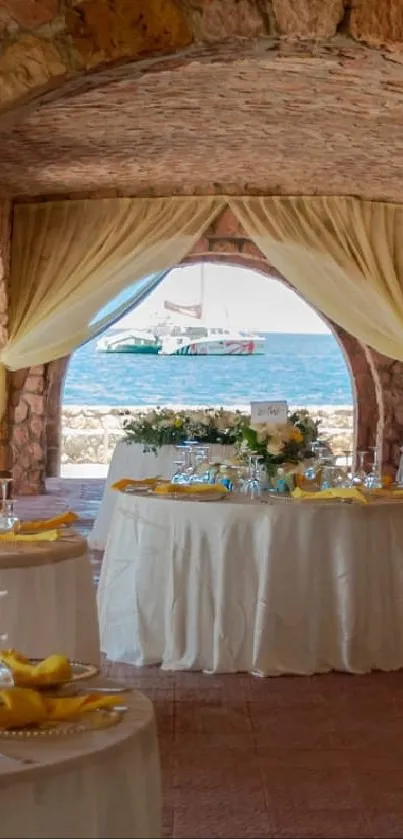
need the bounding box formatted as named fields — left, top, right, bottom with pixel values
left=250, top=400, right=288, bottom=425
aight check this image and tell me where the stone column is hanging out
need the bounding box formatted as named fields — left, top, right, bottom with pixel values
left=46, top=357, right=69, bottom=477
left=10, top=366, right=47, bottom=494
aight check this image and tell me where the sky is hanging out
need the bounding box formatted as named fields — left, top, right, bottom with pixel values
left=114, top=263, right=330, bottom=334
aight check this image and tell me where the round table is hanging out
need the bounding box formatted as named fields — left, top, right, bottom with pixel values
left=98, top=491, right=403, bottom=676
left=88, top=442, right=234, bottom=550
left=0, top=689, right=161, bottom=838
left=0, top=534, right=100, bottom=665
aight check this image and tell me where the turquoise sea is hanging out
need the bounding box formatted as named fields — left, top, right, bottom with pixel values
left=63, top=332, right=352, bottom=407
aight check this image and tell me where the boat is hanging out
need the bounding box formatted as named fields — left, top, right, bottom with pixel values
left=158, top=264, right=265, bottom=355
left=97, top=264, right=266, bottom=356
left=96, top=329, right=161, bottom=354
left=158, top=325, right=265, bottom=356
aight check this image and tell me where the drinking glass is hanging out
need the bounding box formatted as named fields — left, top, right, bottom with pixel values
left=351, top=450, right=368, bottom=486
left=192, top=446, right=211, bottom=483
left=341, top=450, right=353, bottom=487
left=320, top=465, right=342, bottom=490
left=242, top=453, right=262, bottom=499
left=171, top=460, right=186, bottom=484
left=175, top=445, right=193, bottom=483
left=0, top=590, right=13, bottom=687
left=0, top=479, right=16, bottom=532
left=364, top=447, right=382, bottom=489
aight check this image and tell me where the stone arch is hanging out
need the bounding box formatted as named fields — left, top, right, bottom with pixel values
left=0, top=2, right=397, bottom=125
left=12, top=208, right=376, bottom=495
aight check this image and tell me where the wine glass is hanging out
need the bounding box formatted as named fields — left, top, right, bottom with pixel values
left=351, top=450, right=368, bottom=486
left=364, top=447, right=382, bottom=489
left=242, top=453, right=262, bottom=499
left=0, top=478, right=13, bottom=532
left=171, top=460, right=186, bottom=485
left=0, top=590, right=14, bottom=687
left=192, top=446, right=211, bottom=484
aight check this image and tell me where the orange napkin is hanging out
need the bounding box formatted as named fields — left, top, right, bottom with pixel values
left=154, top=482, right=228, bottom=495
left=111, top=478, right=160, bottom=491
left=0, top=650, right=72, bottom=687
left=18, top=511, right=78, bottom=534
left=0, top=688, right=122, bottom=729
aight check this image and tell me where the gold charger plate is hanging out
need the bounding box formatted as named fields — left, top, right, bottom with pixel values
left=0, top=706, right=127, bottom=738
left=16, top=660, right=99, bottom=690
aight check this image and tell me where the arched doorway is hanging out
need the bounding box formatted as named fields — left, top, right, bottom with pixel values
left=8, top=215, right=381, bottom=493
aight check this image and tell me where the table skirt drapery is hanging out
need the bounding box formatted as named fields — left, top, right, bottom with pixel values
left=88, top=441, right=234, bottom=550
left=98, top=493, right=403, bottom=676
left=0, top=543, right=100, bottom=664
left=0, top=690, right=161, bottom=838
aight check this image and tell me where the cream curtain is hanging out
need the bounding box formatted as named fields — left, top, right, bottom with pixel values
left=230, top=196, right=403, bottom=361
left=6, top=197, right=224, bottom=372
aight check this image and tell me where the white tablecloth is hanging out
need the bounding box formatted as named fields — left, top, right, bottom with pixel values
left=0, top=536, right=100, bottom=665
left=98, top=493, right=403, bottom=676
left=88, top=441, right=234, bottom=550
left=0, top=688, right=161, bottom=838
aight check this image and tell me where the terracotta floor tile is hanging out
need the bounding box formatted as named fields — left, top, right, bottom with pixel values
left=366, top=811, right=403, bottom=838
left=173, top=801, right=273, bottom=839
left=271, top=809, right=372, bottom=838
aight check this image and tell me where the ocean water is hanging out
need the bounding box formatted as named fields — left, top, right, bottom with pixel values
left=63, top=332, right=352, bottom=407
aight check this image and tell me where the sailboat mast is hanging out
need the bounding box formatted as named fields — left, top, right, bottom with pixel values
left=200, top=263, right=204, bottom=321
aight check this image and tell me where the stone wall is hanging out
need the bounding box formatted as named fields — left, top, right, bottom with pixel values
left=61, top=405, right=354, bottom=466
left=1, top=0, right=401, bottom=121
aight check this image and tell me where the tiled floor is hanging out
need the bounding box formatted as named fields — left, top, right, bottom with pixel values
left=17, top=479, right=403, bottom=838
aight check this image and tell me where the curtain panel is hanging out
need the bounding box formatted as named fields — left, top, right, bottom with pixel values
left=230, top=196, right=403, bottom=361
left=4, top=193, right=403, bottom=421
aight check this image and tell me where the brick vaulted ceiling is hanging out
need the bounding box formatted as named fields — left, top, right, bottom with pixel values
left=1, top=1, right=403, bottom=201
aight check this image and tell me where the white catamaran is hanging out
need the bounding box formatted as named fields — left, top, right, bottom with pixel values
left=97, top=265, right=265, bottom=356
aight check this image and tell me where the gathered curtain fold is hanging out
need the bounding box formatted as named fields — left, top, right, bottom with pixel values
left=230, top=196, right=403, bottom=361
left=6, top=196, right=224, bottom=371
left=5, top=192, right=403, bottom=425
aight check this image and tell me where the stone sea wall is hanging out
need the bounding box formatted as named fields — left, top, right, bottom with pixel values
left=61, top=405, right=354, bottom=466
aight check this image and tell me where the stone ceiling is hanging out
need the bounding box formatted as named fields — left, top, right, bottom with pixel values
left=1, top=1, right=403, bottom=201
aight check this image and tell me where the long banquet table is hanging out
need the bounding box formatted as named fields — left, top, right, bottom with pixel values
left=0, top=688, right=161, bottom=838
left=98, top=491, right=403, bottom=676
left=88, top=441, right=234, bottom=550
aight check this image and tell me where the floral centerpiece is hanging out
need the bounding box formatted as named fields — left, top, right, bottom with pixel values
left=240, top=410, right=320, bottom=478
left=121, top=407, right=249, bottom=453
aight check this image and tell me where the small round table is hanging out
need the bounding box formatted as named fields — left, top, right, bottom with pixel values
left=0, top=689, right=161, bottom=838
left=0, top=533, right=100, bottom=665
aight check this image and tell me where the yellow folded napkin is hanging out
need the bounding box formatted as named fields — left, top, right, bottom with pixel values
left=154, top=482, right=228, bottom=495
left=363, top=487, right=403, bottom=498
left=111, top=477, right=160, bottom=491
left=292, top=487, right=367, bottom=504
left=0, top=650, right=72, bottom=687
left=0, top=688, right=122, bottom=730
left=18, top=512, right=78, bottom=534
left=0, top=530, right=59, bottom=542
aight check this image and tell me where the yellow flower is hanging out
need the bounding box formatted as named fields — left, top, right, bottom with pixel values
left=290, top=427, right=303, bottom=444
left=174, top=417, right=182, bottom=428
left=267, top=438, right=283, bottom=456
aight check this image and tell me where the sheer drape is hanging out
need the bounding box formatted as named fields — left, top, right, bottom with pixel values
left=230, top=196, right=403, bottom=361
left=5, top=193, right=403, bottom=422
left=5, top=197, right=224, bottom=371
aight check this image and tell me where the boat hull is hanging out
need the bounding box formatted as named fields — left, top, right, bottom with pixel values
left=166, top=339, right=265, bottom=356
left=100, top=344, right=160, bottom=354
